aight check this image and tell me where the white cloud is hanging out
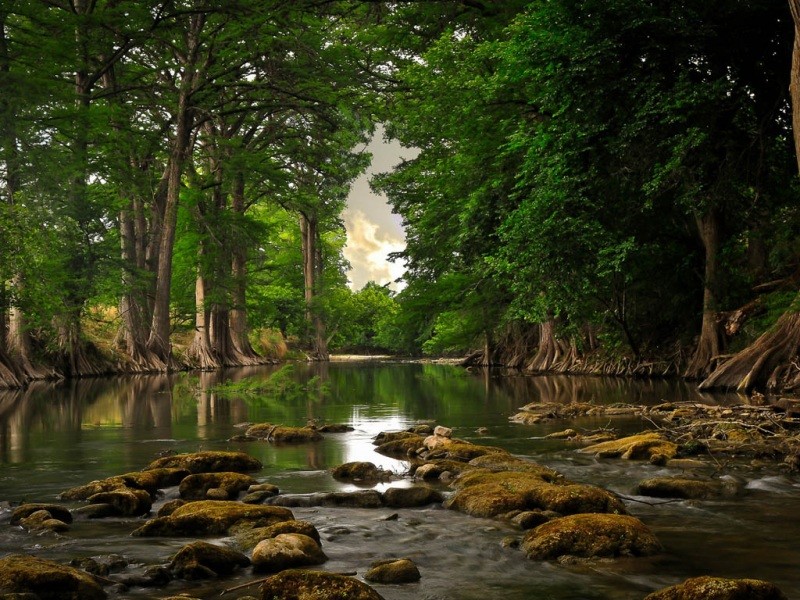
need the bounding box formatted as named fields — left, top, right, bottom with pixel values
left=343, top=208, right=405, bottom=291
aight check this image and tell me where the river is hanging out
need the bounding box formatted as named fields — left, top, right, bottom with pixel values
left=0, top=360, right=798, bottom=599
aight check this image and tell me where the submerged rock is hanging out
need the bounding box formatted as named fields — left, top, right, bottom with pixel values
left=445, top=470, right=625, bottom=518
left=258, top=569, right=385, bottom=600
left=268, top=490, right=384, bottom=509
left=364, top=558, right=421, bottom=584
left=245, top=423, right=323, bottom=443
left=17, top=510, right=70, bottom=533
left=179, top=472, right=258, bottom=500
left=331, top=462, right=389, bottom=482
left=131, top=500, right=293, bottom=537
left=636, top=476, right=738, bottom=499
left=521, top=513, right=662, bottom=560
left=381, top=486, right=443, bottom=508
left=87, top=488, right=152, bottom=516
left=235, top=520, right=322, bottom=551
left=644, top=575, right=787, bottom=599
left=144, top=451, right=262, bottom=474
left=467, top=454, right=561, bottom=480
left=579, top=432, right=678, bottom=461
left=0, top=554, right=106, bottom=600
left=318, top=424, right=354, bottom=433
left=169, top=541, right=250, bottom=580
left=251, top=533, right=327, bottom=573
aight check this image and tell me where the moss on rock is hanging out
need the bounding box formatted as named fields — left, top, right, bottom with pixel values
left=131, top=500, right=293, bottom=537
left=235, top=520, right=322, bottom=551
left=245, top=424, right=323, bottom=444
left=179, top=472, right=258, bottom=500
left=259, top=569, right=385, bottom=600
left=0, top=554, right=106, bottom=600
left=445, top=470, right=625, bottom=518
left=636, top=476, right=735, bottom=499
left=521, top=513, right=662, bottom=560
left=644, top=576, right=787, bottom=599
left=87, top=488, right=152, bottom=516
left=579, top=432, right=678, bottom=461
left=168, top=540, right=250, bottom=580
left=374, top=435, right=426, bottom=457
left=251, top=533, right=328, bottom=573
left=10, top=504, right=72, bottom=526
left=331, top=462, right=388, bottom=482
left=381, top=486, right=443, bottom=508
left=145, top=451, right=262, bottom=474
left=364, top=558, right=421, bottom=584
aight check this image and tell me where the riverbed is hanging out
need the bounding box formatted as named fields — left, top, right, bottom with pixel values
left=0, top=361, right=798, bottom=599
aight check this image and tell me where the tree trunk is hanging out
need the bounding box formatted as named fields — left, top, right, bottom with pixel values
left=146, top=14, right=204, bottom=364
left=229, top=172, right=262, bottom=364
left=186, top=268, right=221, bottom=370
left=700, top=0, right=800, bottom=392
left=300, top=213, right=329, bottom=361
left=685, top=210, right=725, bottom=379
left=525, top=316, right=561, bottom=372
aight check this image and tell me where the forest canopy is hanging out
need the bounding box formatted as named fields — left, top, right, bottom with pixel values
left=1, top=0, right=800, bottom=393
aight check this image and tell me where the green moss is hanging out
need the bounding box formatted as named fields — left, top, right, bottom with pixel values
left=579, top=432, right=678, bottom=460
left=145, top=451, right=262, bottom=474
left=179, top=472, right=258, bottom=500
left=0, top=555, right=106, bottom=600
left=644, top=575, right=787, bottom=599
left=259, top=569, right=385, bottom=600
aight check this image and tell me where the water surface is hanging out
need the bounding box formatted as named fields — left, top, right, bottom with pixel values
left=0, top=361, right=797, bottom=599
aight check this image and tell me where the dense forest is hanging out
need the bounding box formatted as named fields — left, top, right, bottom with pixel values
left=1, top=1, right=800, bottom=393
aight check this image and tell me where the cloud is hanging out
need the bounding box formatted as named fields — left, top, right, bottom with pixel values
left=343, top=208, right=405, bottom=290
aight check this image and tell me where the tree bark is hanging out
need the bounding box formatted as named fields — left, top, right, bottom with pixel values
left=685, top=210, right=725, bottom=379
left=147, top=13, right=205, bottom=364
left=300, top=213, right=329, bottom=360
left=525, top=316, right=561, bottom=372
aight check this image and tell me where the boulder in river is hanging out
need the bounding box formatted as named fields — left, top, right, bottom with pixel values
left=373, top=434, right=426, bottom=457
left=178, top=472, right=258, bottom=500
left=268, top=490, right=384, bottom=509
left=636, top=476, right=738, bottom=499
left=87, top=487, right=152, bottom=516
left=245, top=423, right=323, bottom=443
left=259, top=569, right=385, bottom=600
left=169, top=540, right=250, bottom=580
left=235, top=519, right=322, bottom=551
left=331, top=461, right=390, bottom=482
left=643, top=575, right=787, bottom=599
left=521, top=513, right=662, bottom=560
left=412, top=459, right=474, bottom=481
left=131, top=500, right=294, bottom=537
left=445, top=470, right=626, bottom=518
left=381, top=486, right=443, bottom=508
left=17, top=510, right=70, bottom=533
left=144, top=451, right=262, bottom=474
left=579, top=432, right=677, bottom=461
left=251, top=533, right=328, bottom=573
left=0, top=554, right=106, bottom=600
left=364, top=558, right=421, bottom=584
left=10, top=504, right=73, bottom=526
left=467, top=454, right=562, bottom=480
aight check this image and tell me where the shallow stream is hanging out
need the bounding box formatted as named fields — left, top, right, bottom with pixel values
left=0, top=361, right=798, bottom=599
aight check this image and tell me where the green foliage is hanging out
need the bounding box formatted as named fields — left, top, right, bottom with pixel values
left=211, top=365, right=330, bottom=404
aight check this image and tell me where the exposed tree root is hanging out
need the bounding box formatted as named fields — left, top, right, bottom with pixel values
left=700, top=310, right=800, bottom=392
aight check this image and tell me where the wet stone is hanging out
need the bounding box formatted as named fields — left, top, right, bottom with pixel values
left=235, top=519, right=322, bottom=551
left=169, top=541, right=250, bottom=580
left=0, top=554, right=107, bottom=600
left=381, top=486, right=443, bottom=508
left=331, top=462, right=389, bottom=482
left=251, top=533, right=328, bottom=573
left=267, top=490, right=384, bottom=509
left=364, top=558, right=421, bottom=584
left=178, top=471, right=258, bottom=500
left=644, top=575, right=788, bottom=599
left=258, top=569, right=385, bottom=600
left=144, top=451, right=262, bottom=474
left=10, top=504, right=72, bottom=526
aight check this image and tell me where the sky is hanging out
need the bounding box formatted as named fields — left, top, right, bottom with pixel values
left=342, top=129, right=415, bottom=291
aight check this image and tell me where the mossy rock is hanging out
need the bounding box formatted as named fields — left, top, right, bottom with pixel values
left=446, top=470, right=626, bottom=518
left=467, top=454, right=562, bottom=481
left=382, top=486, right=443, bottom=508
left=252, top=533, right=328, bottom=573
left=169, top=540, right=250, bottom=580
left=373, top=430, right=421, bottom=445
left=17, top=511, right=70, bottom=533
left=413, top=460, right=474, bottom=480
left=121, top=468, right=190, bottom=492
left=521, top=513, right=662, bottom=560
left=0, top=554, right=106, bottom=600
left=364, top=558, right=421, bottom=584
left=179, top=472, right=258, bottom=500
left=235, top=520, right=321, bottom=551
left=245, top=424, right=323, bottom=444
left=331, top=462, right=388, bottom=482
left=87, top=487, right=152, bottom=516
left=259, top=569, right=385, bottom=600
left=131, top=500, right=294, bottom=537
left=579, top=432, right=677, bottom=461
left=636, top=476, right=736, bottom=499
left=374, top=435, right=426, bottom=457
left=426, top=442, right=510, bottom=462
left=644, top=576, right=787, bottom=599
left=59, top=477, right=128, bottom=501
left=10, top=504, right=72, bottom=526
left=318, top=424, right=354, bottom=433
left=145, top=451, right=262, bottom=474
left=268, top=490, right=383, bottom=509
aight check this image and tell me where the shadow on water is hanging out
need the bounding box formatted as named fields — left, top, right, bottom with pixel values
left=0, top=362, right=795, bottom=600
